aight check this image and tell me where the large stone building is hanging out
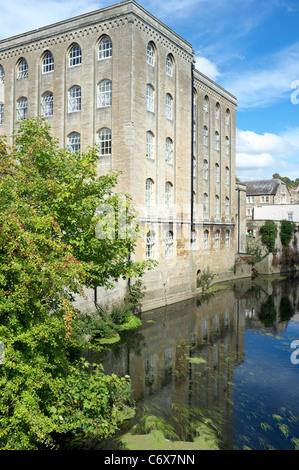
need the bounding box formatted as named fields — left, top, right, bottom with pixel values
left=0, top=0, right=242, bottom=311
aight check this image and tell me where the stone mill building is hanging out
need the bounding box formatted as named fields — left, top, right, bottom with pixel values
left=0, top=0, right=246, bottom=311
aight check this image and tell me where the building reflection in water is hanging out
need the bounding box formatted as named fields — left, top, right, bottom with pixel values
left=88, top=276, right=299, bottom=450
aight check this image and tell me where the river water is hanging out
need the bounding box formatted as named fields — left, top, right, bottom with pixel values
left=86, top=275, right=299, bottom=450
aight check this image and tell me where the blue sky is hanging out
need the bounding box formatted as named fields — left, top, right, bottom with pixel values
left=1, top=0, right=299, bottom=182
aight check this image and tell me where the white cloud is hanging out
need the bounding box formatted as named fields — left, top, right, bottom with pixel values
left=236, top=128, right=299, bottom=181
left=194, top=56, right=222, bottom=82
left=236, top=129, right=291, bottom=155
left=223, top=42, right=299, bottom=109
left=0, top=0, right=102, bottom=39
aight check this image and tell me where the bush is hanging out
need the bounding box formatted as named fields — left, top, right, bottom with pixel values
left=260, top=220, right=277, bottom=253
left=280, top=220, right=296, bottom=247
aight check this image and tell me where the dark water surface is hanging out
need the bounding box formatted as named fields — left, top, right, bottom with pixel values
left=86, top=276, right=299, bottom=450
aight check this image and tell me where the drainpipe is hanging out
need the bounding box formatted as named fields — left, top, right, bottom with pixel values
left=191, top=62, right=195, bottom=238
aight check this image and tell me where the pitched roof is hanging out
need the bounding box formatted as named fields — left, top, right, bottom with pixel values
left=240, top=179, right=284, bottom=196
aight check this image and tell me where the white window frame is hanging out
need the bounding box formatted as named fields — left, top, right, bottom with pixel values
left=98, top=36, right=112, bottom=60
left=215, top=103, right=220, bottom=119
left=69, top=44, right=82, bottom=67
left=146, top=84, right=154, bottom=112
left=166, top=93, right=173, bottom=120
left=203, top=193, right=208, bottom=214
left=165, top=181, right=173, bottom=207
left=165, top=137, right=173, bottom=163
left=0, top=103, right=3, bottom=125
left=215, top=230, right=220, bottom=250
left=146, top=178, right=154, bottom=206
left=0, top=66, right=4, bottom=84
left=215, top=131, right=219, bottom=151
left=98, top=128, right=112, bottom=156
left=146, top=231, right=155, bottom=258
left=68, top=86, right=81, bottom=113
left=204, top=230, right=209, bottom=250
left=166, top=54, right=173, bottom=76
left=98, top=80, right=112, bottom=107
left=165, top=231, right=173, bottom=257
left=146, top=131, right=154, bottom=159
left=215, top=195, right=219, bottom=217
left=203, top=126, right=208, bottom=146
left=67, top=132, right=81, bottom=153
left=204, top=96, right=209, bottom=113
left=16, top=97, right=28, bottom=120
left=41, top=92, right=53, bottom=117
left=225, top=230, right=230, bottom=249
left=17, top=59, right=28, bottom=80
left=203, top=160, right=208, bottom=180
left=225, top=136, right=230, bottom=155
left=147, top=43, right=155, bottom=66
left=225, top=197, right=230, bottom=218
left=42, top=52, right=54, bottom=74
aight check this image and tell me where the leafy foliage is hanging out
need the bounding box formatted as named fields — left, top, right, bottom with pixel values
left=259, top=220, right=277, bottom=253
left=0, top=117, right=151, bottom=449
left=279, top=220, right=296, bottom=247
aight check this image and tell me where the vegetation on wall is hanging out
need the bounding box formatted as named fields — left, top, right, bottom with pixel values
left=279, top=220, right=296, bottom=247
left=259, top=220, right=278, bottom=253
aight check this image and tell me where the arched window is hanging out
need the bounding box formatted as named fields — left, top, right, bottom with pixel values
left=146, top=42, right=155, bottom=66
left=0, top=103, right=3, bottom=125
left=215, top=131, right=219, bottom=151
left=215, top=195, right=219, bottom=217
left=203, top=159, right=208, bottom=180
left=225, top=166, right=230, bottom=185
left=42, top=52, right=54, bottom=73
left=67, top=132, right=81, bottom=153
left=215, top=102, right=220, bottom=119
left=165, top=181, right=173, bottom=206
left=225, top=136, right=230, bottom=155
left=146, top=230, right=155, bottom=258
left=0, top=65, right=4, bottom=84
left=165, top=231, right=173, bottom=257
left=146, top=84, right=154, bottom=112
left=41, top=91, right=53, bottom=117
left=203, top=95, right=209, bottom=113
left=203, top=230, right=209, bottom=250
left=166, top=54, right=173, bottom=76
left=68, top=86, right=81, bottom=113
left=215, top=230, right=220, bottom=250
left=98, top=80, right=112, bottom=107
left=165, top=137, right=173, bottom=163
left=225, top=197, right=230, bottom=218
left=225, top=230, right=230, bottom=249
left=203, top=126, right=208, bottom=146
left=146, top=131, right=154, bottom=159
left=225, top=109, right=230, bottom=126
left=215, top=163, right=219, bottom=183
left=203, top=193, right=208, bottom=214
left=17, top=59, right=28, bottom=80
left=98, top=35, right=112, bottom=59
left=146, top=178, right=154, bottom=206
left=98, top=128, right=111, bottom=156
left=166, top=93, right=173, bottom=119
left=69, top=44, right=82, bottom=67
left=16, top=97, right=28, bottom=120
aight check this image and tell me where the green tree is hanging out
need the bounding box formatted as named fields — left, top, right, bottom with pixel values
left=280, top=220, right=296, bottom=247
left=259, top=220, right=277, bottom=253
left=0, top=117, right=152, bottom=449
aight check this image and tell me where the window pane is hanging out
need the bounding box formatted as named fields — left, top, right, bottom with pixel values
left=98, top=80, right=112, bottom=107
left=166, top=55, right=173, bottom=76
left=146, top=84, right=154, bottom=112
left=147, top=43, right=154, bottom=66
left=17, top=59, right=28, bottom=79
left=98, top=128, right=111, bottom=155
left=17, top=97, right=28, bottom=120
left=41, top=92, right=53, bottom=116
left=0, top=66, right=4, bottom=84
left=0, top=103, right=3, bottom=124
left=165, top=138, right=173, bottom=163
left=43, top=52, right=54, bottom=73
left=68, top=86, right=81, bottom=112
left=99, top=36, right=112, bottom=59
left=68, top=132, right=81, bottom=153
left=69, top=45, right=82, bottom=66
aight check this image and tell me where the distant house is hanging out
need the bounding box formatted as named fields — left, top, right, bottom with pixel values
left=289, top=186, right=299, bottom=204
left=241, top=179, right=291, bottom=219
